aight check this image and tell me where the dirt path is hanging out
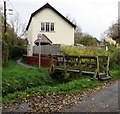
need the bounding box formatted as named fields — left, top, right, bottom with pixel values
left=62, top=80, right=119, bottom=112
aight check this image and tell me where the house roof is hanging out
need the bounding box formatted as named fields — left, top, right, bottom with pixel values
left=26, top=3, right=76, bottom=30
left=34, top=34, right=52, bottom=45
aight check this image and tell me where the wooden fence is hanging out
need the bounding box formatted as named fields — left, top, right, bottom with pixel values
left=50, top=55, right=111, bottom=81
left=33, top=44, right=62, bottom=55
left=33, top=44, right=105, bottom=55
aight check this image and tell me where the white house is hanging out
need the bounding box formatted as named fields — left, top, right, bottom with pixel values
left=26, top=3, right=76, bottom=56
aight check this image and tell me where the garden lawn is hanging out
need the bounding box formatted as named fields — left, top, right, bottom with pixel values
left=2, top=60, right=120, bottom=104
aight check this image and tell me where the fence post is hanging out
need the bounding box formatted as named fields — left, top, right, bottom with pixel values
left=50, top=55, right=54, bottom=72
left=63, top=55, right=69, bottom=78
left=79, top=56, right=82, bottom=76
left=93, top=56, right=99, bottom=79
left=106, top=56, right=110, bottom=77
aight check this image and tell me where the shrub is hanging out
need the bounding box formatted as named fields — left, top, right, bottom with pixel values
left=2, top=24, right=27, bottom=66
left=76, top=35, right=99, bottom=46
left=61, top=46, right=106, bottom=56
left=108, top=46, right=120, bottom=68
left=2, top=40, right=9, bottom=67
left=61, top=45, right=120, bottom=69
left=9, top=45, right=26, bottom=59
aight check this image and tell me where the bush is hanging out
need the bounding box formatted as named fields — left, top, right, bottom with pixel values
left=2, top=40, right=9, bottom=67
left=2, top=24, right=27, bottom=66
left=61, top=46, right=106, bottom=56
left=108, top=46, right=120, bottom=68
left=61, top=45, right=120, bottom=69
left=76, top=35, right=98, bottom=46
left=9, top=45, right=26, bottom=59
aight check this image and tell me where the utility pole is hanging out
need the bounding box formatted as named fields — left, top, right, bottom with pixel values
left=4, top=0, right=6, bottom=33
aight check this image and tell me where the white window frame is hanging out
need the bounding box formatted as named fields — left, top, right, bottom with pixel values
left=41, top=22, right=55, bottom=32
left=51, top=23, right=54, bottom=31
left=41, top=23, right=45, bottom=31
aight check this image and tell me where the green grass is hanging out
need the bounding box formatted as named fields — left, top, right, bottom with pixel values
left=3, top=76, right=101, bottom=104
left=2, top=60, right=120, bottom=104
left=2, top=60, right=53, bottom=96
left=110, top=66, right=120, bottom=80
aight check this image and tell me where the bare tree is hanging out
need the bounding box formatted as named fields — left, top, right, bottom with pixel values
left=66, top=15, right=83, bottom=40
left=103, top=21, right=120, bottom=43
left=8, top=15, right=26, bottom=38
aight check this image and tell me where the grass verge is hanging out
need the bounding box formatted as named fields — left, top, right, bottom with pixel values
left=2, top=60, right=120, bottom=104
left=2, top=60, right=53, bottom=96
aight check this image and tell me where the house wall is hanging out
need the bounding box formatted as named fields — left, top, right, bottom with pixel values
left=27, top=8, right=75, bottom=56
left=27, top=18, right=34, bottom=56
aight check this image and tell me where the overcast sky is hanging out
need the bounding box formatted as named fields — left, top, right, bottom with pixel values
left=1, top=0, right=119, bottom=40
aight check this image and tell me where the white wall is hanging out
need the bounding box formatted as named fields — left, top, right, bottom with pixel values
left=27, top=18, right=34, bottom=55
left=27, top=8, right=75, bottom=55
left=33, top=8, right=74, bottom=45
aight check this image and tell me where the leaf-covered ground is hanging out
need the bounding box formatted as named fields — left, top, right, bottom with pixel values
left=25, top=81, right=115, bottom=112
left=3, top=81, right=115, bottom=112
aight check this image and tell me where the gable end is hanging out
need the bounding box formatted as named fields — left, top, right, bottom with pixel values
left=26, top=3, right=76, bottom=30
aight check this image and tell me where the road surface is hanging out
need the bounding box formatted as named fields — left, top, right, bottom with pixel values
left=62, top=80, right=119, bottom=112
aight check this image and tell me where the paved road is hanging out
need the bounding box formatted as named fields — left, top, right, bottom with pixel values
left=3, top=103, right=29, bottom=113
left=63, top=80, right=120, bottom=112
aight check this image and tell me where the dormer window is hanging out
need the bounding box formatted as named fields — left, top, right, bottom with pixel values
left=41, top=22, right=54, bottom=32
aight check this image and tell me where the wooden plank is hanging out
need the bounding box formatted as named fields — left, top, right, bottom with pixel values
left=81, top=62, right=96, bottom=65
left=99, top=76, right=111, bottom=81
left=50, top=54, right=111, bottom=80
left=78, top=56, right=82, bottom=76
left=52, top=55, right=63, bottom=58
left=82, top=71, right=95, bottom=75
left=54, top=69, right=96, bottom=74
left=51, top=55, right=54, bottom=71
left=99, top=73, right=106, bottom=75
left=106, top=57, right=110, bottom=76
left=67, top=69, right=80, bottom=73
left=65, top=55, right=79, bottom=58
left=98, top=56, right=108, bottom=58
left=80, top=67, right=96, bottom=71
left=53, top=60, right=63, bottom=63
left=66, top=61, right=79, bottom=64
left=54, top=68, right=64, bottom=71
left=80, top=56, right=97, bottom=59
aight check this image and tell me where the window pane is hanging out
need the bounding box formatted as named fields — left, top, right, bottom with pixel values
left=41, top=23, right=44, bottom=31
left=46, top=22, right=49, bottom=31
left=51, top=23, right=54, bottom=31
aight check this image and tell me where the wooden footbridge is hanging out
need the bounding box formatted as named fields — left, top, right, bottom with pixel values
left=49, top=55, right=112, bottom=81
